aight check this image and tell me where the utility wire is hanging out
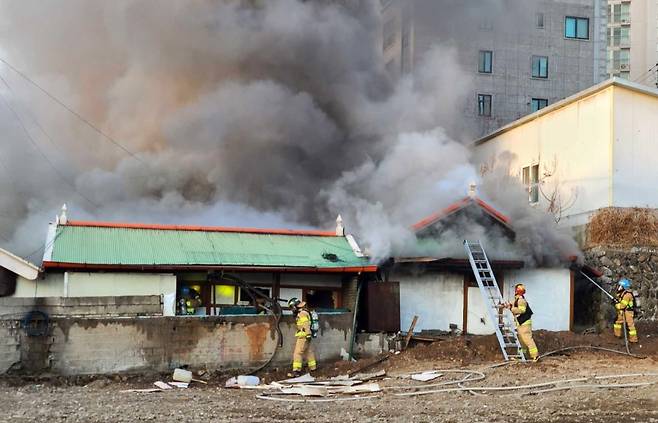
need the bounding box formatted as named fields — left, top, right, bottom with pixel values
left=632, top=63, right=658, bottom=85
left=0, top=57, right=144, bottom=164
left=0, top=76, right=100, bottom=209
left=636, top=68, right=658, bottom=86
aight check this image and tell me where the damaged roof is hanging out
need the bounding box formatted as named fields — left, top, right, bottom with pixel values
left=412, top=196, right=512, bottom=233
left=42, top=221, right=376, bottom=273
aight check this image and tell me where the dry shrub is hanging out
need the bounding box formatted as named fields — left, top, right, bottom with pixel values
left=588, top=207, right=658, bottom=247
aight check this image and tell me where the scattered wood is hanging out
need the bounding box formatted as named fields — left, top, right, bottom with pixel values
left=411, top=371, right=443, bottom=382
left=278, top=373, right=315, bottom=384
left=153, top=381, right=173, bottom=390
left=347, top=354, right=390, bottom=376
left=350, top=370, right=386, bottom=382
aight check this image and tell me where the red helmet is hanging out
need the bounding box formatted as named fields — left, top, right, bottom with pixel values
left=515, top=283, right=526, bottom=296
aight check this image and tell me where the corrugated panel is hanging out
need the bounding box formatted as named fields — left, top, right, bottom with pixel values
left=50, top=226, right=369, bottom=268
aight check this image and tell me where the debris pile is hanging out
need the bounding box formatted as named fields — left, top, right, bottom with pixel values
left=239, top=371, right=386, bottom=402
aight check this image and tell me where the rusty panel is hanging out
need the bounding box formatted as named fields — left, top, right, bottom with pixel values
left=362, top=281, right=400, bottom=332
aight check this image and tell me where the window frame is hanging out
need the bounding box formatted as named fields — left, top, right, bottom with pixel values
left=536, top=12, right=544, bottom=29
left=531, top=55, right=549, bottom=79
left=531, top=98, right=548, bottom=112
left=522, top=164, right=540, bottom=204
left=477, top=94, right=492, bottom=117
left=565, top=16, right=589, bottom=40
left=478, top=50, right=493, bottom=74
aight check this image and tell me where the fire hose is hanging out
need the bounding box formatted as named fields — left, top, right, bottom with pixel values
left=579, top=271, right=631, bottom=354
left=208, top=272, right=284, bottom=374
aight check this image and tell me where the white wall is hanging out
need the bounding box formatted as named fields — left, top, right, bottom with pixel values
left=612, top=88, right=658, bottom=208
left=13, top=272, right=176, bottom=298
left=396, top=272, right=464, bottom=333
left=466, top=287, right=496, bottom=335
left=14, top=274, right=64, bottom=297
left=473, top=86, right=614, bottom=227
left=503, top=268, right=572, bottom=331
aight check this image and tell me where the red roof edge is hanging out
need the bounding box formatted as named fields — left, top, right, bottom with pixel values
left=41, top=261, right=378, bottom=273
left=63, top=220, right=338, bottom=237
left=411, top=196, right=511, bottom=232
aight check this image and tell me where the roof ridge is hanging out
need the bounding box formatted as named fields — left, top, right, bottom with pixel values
left=411, top=196, right=510, bottom=232
left=63, top=220, right=339, bottom=237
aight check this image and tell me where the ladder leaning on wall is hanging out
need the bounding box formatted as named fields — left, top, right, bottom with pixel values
left=463, top=240, right=526, bottom=362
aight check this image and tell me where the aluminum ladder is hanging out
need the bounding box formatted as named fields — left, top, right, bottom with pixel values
left=464, top=240, right=526, bottom=362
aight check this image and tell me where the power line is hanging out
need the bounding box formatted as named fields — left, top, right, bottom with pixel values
left=632, top=63, right=658, bottom=84
left=0, top=75, right=100, bottom=209
left=0, top=56, right=144, bottom=164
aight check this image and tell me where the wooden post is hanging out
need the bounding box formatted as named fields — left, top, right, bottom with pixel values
left=403, top=315, right=419, bottom=350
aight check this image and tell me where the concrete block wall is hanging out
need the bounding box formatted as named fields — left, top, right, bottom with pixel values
left=0, top=312, right=355, bottom=376
left=0, top=296, right=162, bottom=319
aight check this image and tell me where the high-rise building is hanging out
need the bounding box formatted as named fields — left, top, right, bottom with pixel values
left=382, top=0, right=608, bottom=138
left=606, top=0, right=658, bottom=87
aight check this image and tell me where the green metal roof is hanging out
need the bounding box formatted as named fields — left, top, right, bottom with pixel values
left=45, top=224, right=372, bottom=270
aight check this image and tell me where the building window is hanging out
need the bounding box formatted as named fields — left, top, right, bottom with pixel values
left=536, top=12, right=544, bottom=29
left=531, top=98, right=548, bottom=112
left=612, top=3, right=630, bottom=24
left=531, top=55, right=548, bottom=78
left=612, top=48, right=630, bottom=71
left=522, top=164, right=540, bottom=204
left=477, top=94, right=492, bottom=116
left=478, top=50, right=493, bottom=73
left=565, top=16, right=589, bottom=40
left=479, top=17, right=493, bottom=31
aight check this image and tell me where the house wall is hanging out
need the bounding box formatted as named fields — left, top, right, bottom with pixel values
left=473, top=86, right=614, bottom=227
left=396, top=272, right=464, bottom=333
left=504, top=268, right=573, bottom=331
left=13, top=272, right=176, bottom=298
left=0, top=312, right=359, bottom=376
left=612, top=87, right=658, bottom=208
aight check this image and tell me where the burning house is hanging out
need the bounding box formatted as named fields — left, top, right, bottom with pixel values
left=380, top=191, right=576, bottom=336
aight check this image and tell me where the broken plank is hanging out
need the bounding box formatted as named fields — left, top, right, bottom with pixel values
left=404, top=316, right=419, bottom=350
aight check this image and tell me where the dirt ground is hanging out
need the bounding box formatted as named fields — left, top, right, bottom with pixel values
left=2, top=330, right=658, bottom=423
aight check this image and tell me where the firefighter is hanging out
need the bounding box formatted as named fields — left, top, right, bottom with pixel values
left=287, top=298, right=317, bottom=377
left=613, top=278, right=638, bottom=343
left=506, top=283, right=539, bottom=361
left=178, top=286, right=202, bottom=315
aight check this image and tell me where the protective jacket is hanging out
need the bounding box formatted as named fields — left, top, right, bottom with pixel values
left=511, top=295, right=533, bottom=326
left=615, top=290, right=635, bottom=312
left=295, top=309, right=312, bottom=339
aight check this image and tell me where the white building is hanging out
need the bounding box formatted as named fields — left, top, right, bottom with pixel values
left=473, top=77, right=658, bottom=230
left=386, top=196, right=574, bottom=335
left=606, top=0, right=658, bottom=85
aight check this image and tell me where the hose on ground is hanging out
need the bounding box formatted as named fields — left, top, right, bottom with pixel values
left=255, top=394, right=382, bottom=403
left=537, top=345, right=645, bottom=361
left=395, top=373, right=658, bottom=397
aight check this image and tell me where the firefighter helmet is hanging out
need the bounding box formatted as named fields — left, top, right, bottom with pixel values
left=618, top=278, right=631, bottom=290
left=288, top=297, right=306, bottom=309
left=514, top=283, right=526, bottom=296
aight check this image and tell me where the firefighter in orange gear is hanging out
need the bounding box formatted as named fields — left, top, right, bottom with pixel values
left=613, top=278, right=638, bottom=343
left=506, top=283, right=539, bottom=361
left=287, top=298, right=316, bottom=377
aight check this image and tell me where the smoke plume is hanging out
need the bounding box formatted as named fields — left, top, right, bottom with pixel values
left=0, top=0, right=579, bottom=266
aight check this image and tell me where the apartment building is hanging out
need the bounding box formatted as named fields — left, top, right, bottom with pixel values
left=382, top=0, right=608, bottom=138
left=606, top=0, right=658, bottom=86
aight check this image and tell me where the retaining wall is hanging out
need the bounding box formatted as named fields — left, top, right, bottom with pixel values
left=0, top=312, right=359, bottom=376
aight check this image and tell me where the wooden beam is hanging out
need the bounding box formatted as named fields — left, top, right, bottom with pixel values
left=403, top=315, right=419, bottom=349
